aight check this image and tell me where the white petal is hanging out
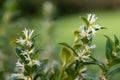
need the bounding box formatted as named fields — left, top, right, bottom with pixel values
left=27, top=41, right=33, bottom=47
left=16, top=61, right=23, bottom=67
left=91, top=28, right=96, bottom=35
left=16, top=37, right=25, bottom=45
left=23, top=28, right=28, bottom=38
left=90, top=44, right=96, bottom=49
left=33, top=60, right=41, bottom=66
left=94, top=25, right=101, bottom=29
left=28, top=30, right=34, bottom=38
left=87, top=14, right=98, bottom=24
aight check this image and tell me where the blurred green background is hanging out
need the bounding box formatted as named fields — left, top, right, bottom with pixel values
left=1, top=0, right=120, bottom=79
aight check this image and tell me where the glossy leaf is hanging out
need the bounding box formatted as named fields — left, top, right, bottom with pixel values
left=24, top=65, right=31, bottom=76
left=81, top=16, right=89, bottom=26
left=16, top=47, right=29, bottom=64
left=60, top=47, right=71, bottom=66
left=110, top=56, right=120, bottom=67
left=105, top=35, right=115, bottom=60
left=74, top=31, right=80, bottom=43
left=114, top=35, right=119, bottom=47
left=30, top=48, right=43, bottom=59
left=33, top=59, right=48, bottom=80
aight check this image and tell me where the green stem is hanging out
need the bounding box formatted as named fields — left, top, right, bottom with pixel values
left=59, top=64, right=65, bottom=80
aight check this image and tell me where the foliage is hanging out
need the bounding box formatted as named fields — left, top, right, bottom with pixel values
left=10, top=14, right=120, bottom=80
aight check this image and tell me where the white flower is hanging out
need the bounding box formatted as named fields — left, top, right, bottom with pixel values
left=16, top=28, right=34, bottom=47
left=16, top=61, right=23, bottom=67
left=87, top=25, right=101, bottom=35
left=86, top=14, right=101, bottom=35
left=28, top=60, right=41, bottom=66
left=94, top=25, right=101, bottom=30
left=26, top=41, right=33, bottom=47
left=80, top=25, right=89, bottom=38
left=75, top=50, right=90, bottom=62
left=87, top=14, right=97, bottom=24
left=32, top=60, right=41, bottom=66
left=74, top=67, right=87, bottom=80
left=87, top=27, right=96, bottom=35
left=16, top=37, right=25, bottom=45
left=85, top=44, right=96, bottom=52
left=20, top=48, right=34, bottom=56
left=16, top=61, right=24, bottom=71
left=23, top=28, right=34, bottom=39
left=24, top=55, right=31, bottom=61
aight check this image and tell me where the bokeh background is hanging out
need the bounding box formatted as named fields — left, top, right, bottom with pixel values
left=1, top=0, right=120, bottom=79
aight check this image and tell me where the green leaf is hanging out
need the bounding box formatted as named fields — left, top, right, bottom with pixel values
left=81, top=16, right=89, bottom=26
left=59, top=42, right=77, bottom=56
left=83, top=61, right=106, bottom=72
left=33, top=59, right=48, bottom=80
left=73, top=44, right=82, bottom=50
left=81, top=37, right=90, bottom=44
left=105, top=35, right=115, bottom=60
left=30, top=48, right=43, bottom=59
left=15, top=47, right=29, bottom=64
left=74, top=31, right=80, bottom=43
left=100, top=27, right=107, bottom=29
left=60, top=47, right=71, bottom=66
left=106, top=66, right=120, bottom=78
left=65, top=67, right=75, bottom=79
left=24, top=65, right=31, bottom=76
left=110, top=56, right=120, bottom=67
left=114, top=35, right=119, bottom=47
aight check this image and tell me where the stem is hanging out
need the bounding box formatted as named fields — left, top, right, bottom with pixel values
left=59, top=64, right=65, bottom=80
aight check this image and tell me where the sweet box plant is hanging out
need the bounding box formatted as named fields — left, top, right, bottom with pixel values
left=10, top=14, right=120, bottom=80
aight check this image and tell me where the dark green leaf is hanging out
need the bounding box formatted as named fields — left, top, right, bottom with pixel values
left=83, top=61, right=106, bottom=72
left=24, top=65, right=31, bottom=76
left=65, top=67, right=75, bottom=79
left=100, top=27, right=107, bottom=29
left=104, top=35, right=115, bottom=60
left=31, top=48, right=43, bottom=59
left=106, top=66, right=120, bottom=77
left=114, top=35, right=119, bottom=47
left=110, top=56, right=120, bottom=67
left=81, top=16, right=89, bottom=26
left=81, top=37, right=90, bottom=44
left=16, top=47, right=29, bottom=64
left=33, top=59, right=48, bottom=80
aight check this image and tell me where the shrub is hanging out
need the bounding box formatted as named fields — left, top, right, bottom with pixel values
left=10, top=14, right=120, bottom=80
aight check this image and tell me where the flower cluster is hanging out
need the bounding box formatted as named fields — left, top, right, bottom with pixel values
left=16, top=28, right=34, bottom=47
left=11, top=28, right=41, bottom=80
left=75, top=14, right=102, bottom=62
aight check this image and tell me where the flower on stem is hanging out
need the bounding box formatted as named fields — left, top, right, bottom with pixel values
left=80, top=25, right=91, bottom=40
left=75, top=50, right=90, bottom=62
left=28, top=60, right=41, bottom=66
left=84, top=44, right=96, bottom=52
left=87, top=14, right=101, bottom=35
left=20, top=48, right=34, bottom=56
left=87, top=14, right=97, bottom=24
left=74, top=66, right=87, bottom=80
left=16, top=28, right=34, bottom=47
